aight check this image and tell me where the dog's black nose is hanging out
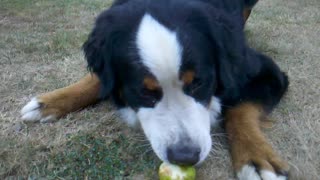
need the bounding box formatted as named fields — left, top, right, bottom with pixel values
left=167, top=146, right=200, bottom=166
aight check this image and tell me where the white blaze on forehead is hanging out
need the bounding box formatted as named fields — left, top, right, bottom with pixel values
left=136, top=14, right=182, bottom=82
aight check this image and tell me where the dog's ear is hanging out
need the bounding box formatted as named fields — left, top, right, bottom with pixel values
left=82, top=11, right=118, bottom=99
left=243, top=0, right=259, bottom=8
left=201, top=5, right=254, bottom=94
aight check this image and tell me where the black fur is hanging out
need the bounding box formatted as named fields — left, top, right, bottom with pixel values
left=82, top=0, right=288, bottom=113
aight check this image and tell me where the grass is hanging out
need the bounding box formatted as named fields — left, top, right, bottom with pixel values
left=1, top=0, right=320, bottom=179
left=0, top=0, right=113, bottom=62
left=35, top=132, right=158, bottom=179
left=1, top=107, right=160, bottom=179
left=0, top=0, right=160, bottom=179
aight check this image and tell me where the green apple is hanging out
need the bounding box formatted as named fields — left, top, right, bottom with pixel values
left=158, top=162, right=196, bottom=180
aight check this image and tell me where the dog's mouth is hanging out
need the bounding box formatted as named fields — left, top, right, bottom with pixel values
left=120, top=97, right=222, bottom=166
left=136, top=100, right=221, bottom=166
left=142, top=133, right=213, bottom=166
left=118, top=95, right=221, bottom=165
left=136, top=109, right=213, bottom=166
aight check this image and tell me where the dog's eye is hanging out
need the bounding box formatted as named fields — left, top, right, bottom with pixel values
left=140, top=87, right=162, bottom=107
left=141, top=87, right=156, bottom=98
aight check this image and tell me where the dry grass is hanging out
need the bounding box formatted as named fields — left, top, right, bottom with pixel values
left=0, top=0, right=319, bottom=179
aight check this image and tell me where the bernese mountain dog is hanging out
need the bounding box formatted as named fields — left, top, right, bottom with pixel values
left=21, top=0, right=290, bottom=179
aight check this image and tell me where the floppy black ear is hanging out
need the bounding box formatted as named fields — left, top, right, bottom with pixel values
left=201, top=5, right=267, bottom=105
left=244, top=0, right=259, bottom=8
left=82, top=12, right=116, bottom=99
left=203, top=6, right=250, bottom=91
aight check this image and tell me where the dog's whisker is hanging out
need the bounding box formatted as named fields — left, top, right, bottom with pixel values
left=141, top=148, right=153, bottom=156
left=130, top=137, right=148, bottom=142
left=211, top=133, right=227, bottom=137
left=136, top=143, right=151, bottom=149
left=190, top=83, right=204, bottom=94
left=129, top=135, right=148, bottom=142
left=209, top=148, right=219, bottom=154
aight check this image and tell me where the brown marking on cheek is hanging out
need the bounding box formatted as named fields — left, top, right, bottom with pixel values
left=243, top=8, right=252, bottom=23
left=143, top=77, right=160, bottom=91
left=181, top=70, right=195, bottom=85
left=225, top=103, right=289, bottom=173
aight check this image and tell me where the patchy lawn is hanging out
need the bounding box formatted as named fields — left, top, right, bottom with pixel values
left=0, top=0, right=160, bottom=179
left=0, top=0, right=319, bottom=179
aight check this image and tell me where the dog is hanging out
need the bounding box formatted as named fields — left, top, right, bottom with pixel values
left=21, top=0, right=290, bottom=179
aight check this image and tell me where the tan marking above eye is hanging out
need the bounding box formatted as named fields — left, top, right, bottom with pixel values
left=181, top=70, right=195, bottom=85
left=143, top=77, right=160, bottom=91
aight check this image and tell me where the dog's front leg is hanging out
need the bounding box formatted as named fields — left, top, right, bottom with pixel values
left=21, top=73, right=101, bottom=123
left=225, top=103, right=289, bottom=180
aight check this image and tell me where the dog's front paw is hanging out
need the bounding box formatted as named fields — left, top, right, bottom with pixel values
left=234, top=142, right=289, bottom=180
left=21, top=97, right=57, bottom=123
left=237, top=164, right=288, bottom=180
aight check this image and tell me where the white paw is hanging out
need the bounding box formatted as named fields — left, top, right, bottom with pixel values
left=237, top=165, right=287, bottom=180
left=21, top=97, right=56, bottom=123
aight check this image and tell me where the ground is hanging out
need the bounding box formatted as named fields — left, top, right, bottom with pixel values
left=0, top=0, right=319, bottom=179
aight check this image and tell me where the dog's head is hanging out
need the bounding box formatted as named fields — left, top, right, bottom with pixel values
left=83, top=0, right=247, bottom=165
